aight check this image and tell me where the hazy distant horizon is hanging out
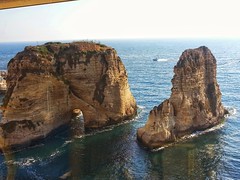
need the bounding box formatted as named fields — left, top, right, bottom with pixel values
left=1, top=0, right=240, bottom=42
left=1, top=37, right=240, bottom=44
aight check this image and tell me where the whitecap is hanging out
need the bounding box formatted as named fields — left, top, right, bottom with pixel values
left=50, top=150, right=61, bottom=158
left=61, top=140, right=73, bottom=147
left=73, top=135, right=84, bottom=139
left=151, top=123, right=225, bottom=152
left=225, top=106, right=237, bottom=116
left=152, top=143, right=174, bottom=152
left=21, top=158, right=36, bottom=166
left=8, top=157, right=37, bottom=167
left=137, top=105, right=145, bottom=110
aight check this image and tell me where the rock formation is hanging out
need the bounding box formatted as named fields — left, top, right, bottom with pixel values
left=0, top=41, right=137, bottom=149
left=0, top=70, right=7, bottom=93
left=137, top=46, right=226, bottom=149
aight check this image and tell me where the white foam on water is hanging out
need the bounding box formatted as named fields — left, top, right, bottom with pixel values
left=6, top=157, right=37, bottom=167
left=225, top=106, right=237, bottom=117
left=73, top=135, right=84, bottom=139
left=62, top=140, right=72, bottom=146
left=50, top=150, right=61, bottom=158
left=137, top=105, right=145, bottom=110
left=157, top=58, right=169, bottom=62
left=152, top=123, right=225, bottom=152
left=21, top=158, right=37, bottom=166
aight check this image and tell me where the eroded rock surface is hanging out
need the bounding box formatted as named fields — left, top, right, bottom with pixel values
left=137, top=46, right=226, bottom=149
left=0, top=41, right=137, bottom=149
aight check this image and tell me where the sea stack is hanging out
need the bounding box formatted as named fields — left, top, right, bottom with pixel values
left=0, top=41, right=137, bottom=149
left=137, top=46, right=226, bottom=149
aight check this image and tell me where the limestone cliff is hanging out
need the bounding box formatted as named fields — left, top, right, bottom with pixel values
left=137, top=46, right=226, bottom=149
left=0, top=41, right=137, bottom=149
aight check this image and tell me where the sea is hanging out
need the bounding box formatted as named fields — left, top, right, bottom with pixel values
left=0, top=39, right=239, bottom=179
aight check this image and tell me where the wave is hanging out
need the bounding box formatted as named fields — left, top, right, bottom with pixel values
left=5, top=157, right=37, bottom=167
left=137, top=105, right=145, bottom=110
left=5, top=144, right=66, bottom=167
left=60, top=140, right=73, bottom=148
left=152, top=122, right=225, bottom=152
left=49, top=150, right=62, bottom=158
left=225, top=106, right=237, bottom=117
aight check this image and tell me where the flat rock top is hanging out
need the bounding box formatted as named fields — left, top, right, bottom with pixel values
left=24, top=41, right=112, bottom=54
left=70, top=41, right=111, bottom=52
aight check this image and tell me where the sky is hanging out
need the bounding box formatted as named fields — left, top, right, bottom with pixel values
left=0, top=0, right=240, bottom=42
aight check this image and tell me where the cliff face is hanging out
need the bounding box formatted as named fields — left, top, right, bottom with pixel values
left=137, top=46, right=226, bottom=149
left=0, top=42, right=137, bottom=149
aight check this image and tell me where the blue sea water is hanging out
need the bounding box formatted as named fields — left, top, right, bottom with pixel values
left=0, top=39, right=239, bottom=179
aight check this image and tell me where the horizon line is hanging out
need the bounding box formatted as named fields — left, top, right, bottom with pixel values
left=1, top=37, right=240, bottom=43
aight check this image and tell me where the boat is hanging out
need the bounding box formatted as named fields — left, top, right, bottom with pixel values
left=153, top=58, right=169, bottom=62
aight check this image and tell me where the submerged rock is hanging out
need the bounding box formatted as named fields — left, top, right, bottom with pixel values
left=0, top=41, right=137, bottom=149
left=137, top=46, right=227, bottom=149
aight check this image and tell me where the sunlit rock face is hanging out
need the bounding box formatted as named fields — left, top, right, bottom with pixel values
left=137, top=46, right=226, bottom=149
left=0, top=42, right=137, bottom=149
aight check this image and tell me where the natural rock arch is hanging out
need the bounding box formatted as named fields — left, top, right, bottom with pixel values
left=0, top=42, right=137, bottom=149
